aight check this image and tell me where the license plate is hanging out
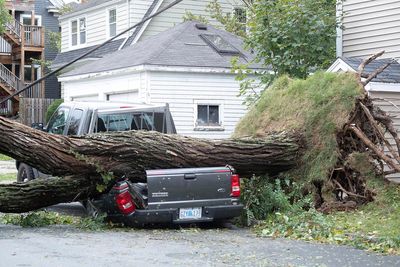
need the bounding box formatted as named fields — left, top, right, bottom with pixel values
left=179, top=207, right=202, bottom=219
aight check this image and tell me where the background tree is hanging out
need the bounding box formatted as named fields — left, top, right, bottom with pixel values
left=0, top=0, right=11, bottom=34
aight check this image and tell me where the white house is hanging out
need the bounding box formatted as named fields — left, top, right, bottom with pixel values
left=58, top=21, right=266, bottom=139
left=52, top=0, right=246, bottom=70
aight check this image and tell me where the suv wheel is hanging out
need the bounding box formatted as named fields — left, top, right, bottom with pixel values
left=17, top=164, right=35, bottom=182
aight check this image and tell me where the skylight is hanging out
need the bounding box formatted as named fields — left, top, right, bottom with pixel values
left=200, top=34, right=240, bottom=55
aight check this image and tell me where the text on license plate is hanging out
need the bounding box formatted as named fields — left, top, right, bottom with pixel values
left=179, top=207, right=202, bottom=219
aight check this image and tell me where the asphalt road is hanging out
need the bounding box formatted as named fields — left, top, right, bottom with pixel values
left=1, top=161, right=399, bottom=267
left=0, top=220, right=399, bottom=267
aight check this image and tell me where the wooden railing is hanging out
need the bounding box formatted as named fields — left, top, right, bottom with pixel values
left=0, top=37, right=11, bottom=54
left=4, top=17, right=44, bottom=47
left=5, top=18, right=21, bottom=39
left=0, top=63, right=23, bottom=91
left=23, top=25, right=44, bottom=47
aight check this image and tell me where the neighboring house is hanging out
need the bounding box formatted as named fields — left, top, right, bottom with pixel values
left=0, top=0, right=64, bottom=116
left=332, top=0, right=400, bottom=182
left=52, top=0, right=245, bottom=72
left=336, top=0, right=400, bottom=59
left=58, top=21, right=266, bottom=139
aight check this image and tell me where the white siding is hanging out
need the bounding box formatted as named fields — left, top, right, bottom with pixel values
left=342, top=0, right=400, bottom=59
left=63, top=72, right=144, bottom=102
left=60, top=1, right=129, bottom=52
left=62, top=69, right=249, bottom=139
left=149, top=71, right=248, bottom=139
left=139, top=0, right=243, bottom=40
left=369, top=89, right=400, bottom=183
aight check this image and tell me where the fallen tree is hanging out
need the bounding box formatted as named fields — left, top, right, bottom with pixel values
left=0, top=120, right=299, bottom=212
left=0, top=52, right=399, bottom=214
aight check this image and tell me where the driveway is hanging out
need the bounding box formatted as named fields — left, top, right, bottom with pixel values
left=0, top=223, right=399, bottom=267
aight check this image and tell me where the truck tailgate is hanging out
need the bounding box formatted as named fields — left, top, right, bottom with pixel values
left=146, top=166, right=233, bottom=209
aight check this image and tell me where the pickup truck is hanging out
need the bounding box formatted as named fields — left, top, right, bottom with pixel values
left=17, top=101, right=243, bottom=225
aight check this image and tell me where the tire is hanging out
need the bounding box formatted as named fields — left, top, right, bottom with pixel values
left=17, top=163, right=35, bottom=183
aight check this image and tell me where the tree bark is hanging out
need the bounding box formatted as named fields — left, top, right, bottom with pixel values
left=0, top=117, right=300, bottom=213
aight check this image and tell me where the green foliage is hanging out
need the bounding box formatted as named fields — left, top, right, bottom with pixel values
left=183, top=0, right=247, bottom=38
left=46, top=99, right=63, bottom=123
left=0, top=211, right=76, bottom=227
left=0, top=173, right=15, bottom=182
left=70, top=150, right=115, bottom=192
left=77, top=214, right=107, bottom=231
left=183, top=11, right=209, bottom=24
left=241, top=176, right=310, bottom=226
left=206, top=0, right=247, bottom=38
left=0, top=154, right=12, bottom=161
left=235, top=72, right=362, bottom=184
left=247, top=0, right=337, bottom=78
left=0, top=212, right=109, bottom=231
left=47, top=30, right=61, bottom=52
left=255, top=178, right=400, bottom=254
left=0, top=0, right=11, bottom=34
left=59, top=4, right=73, bottom=15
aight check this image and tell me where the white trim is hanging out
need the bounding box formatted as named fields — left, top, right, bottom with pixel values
left=70, top=16, right=87, bottom=48
left=327, top=58, right=355, bottom=73
left=59, top=0, right=124, bottom=20
left=58, top=65, right=268, bottom=81
left=131, top=0, right=165, bottom=45
left=193, top=99, right=224, bottom=130
left=20, top=14, right=42, bottom=26
left=336, top=1, right=343, bottom=57
left=368, top=82, right=400, bottom=93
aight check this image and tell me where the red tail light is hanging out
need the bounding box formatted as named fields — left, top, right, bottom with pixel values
left=231, top=174, right=240, bottom=197
left=116, top=190, right=136, bottom=215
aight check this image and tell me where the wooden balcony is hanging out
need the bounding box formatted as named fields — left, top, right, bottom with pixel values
left=3, top=18, right=44, bottom=50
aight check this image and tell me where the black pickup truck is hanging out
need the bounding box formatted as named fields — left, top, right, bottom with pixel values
left=91, top=166, right=242, bottom=225
left=19, top=101, right=243, bottom=225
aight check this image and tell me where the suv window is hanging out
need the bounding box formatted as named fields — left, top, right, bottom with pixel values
left=47, top=107, right=70, bottom=135
left=67, top=109, right=83, bottom=135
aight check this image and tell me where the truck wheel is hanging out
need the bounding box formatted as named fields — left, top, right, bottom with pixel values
left=17, top=164, right=35, bottom=183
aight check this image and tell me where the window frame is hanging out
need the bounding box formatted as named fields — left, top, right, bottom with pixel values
left=70, top=16, right=87, bottom=47
left=194, top=100, right=224, bottom=131
left=107, top=8, right=117, bottom=38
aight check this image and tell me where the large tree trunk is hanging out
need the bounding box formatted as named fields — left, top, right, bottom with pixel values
left=0, top=117, right=300, bottom=213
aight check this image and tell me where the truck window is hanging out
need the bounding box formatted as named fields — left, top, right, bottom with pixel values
left=67, top=109, right=83, bottom=135
left=47, top=107, right=70, bottom=135
left=95, top=112, right=167, bottom=133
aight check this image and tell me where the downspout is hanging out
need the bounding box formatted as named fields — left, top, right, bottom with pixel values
left=336, top=0, right=343, bottom=58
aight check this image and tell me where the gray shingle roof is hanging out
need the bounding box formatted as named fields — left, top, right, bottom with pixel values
left=341, top=57, right=400, bottom=83
left=52, top=39, right=125, bottom=68
left=61, top=21, right=266, bottom=77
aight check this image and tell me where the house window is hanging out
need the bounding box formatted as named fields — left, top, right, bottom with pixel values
left=200, top=34, right=240, bottom=55
left=234, top=7, right=247, bottom=32
left=79, top=18, right=86, bottom=44
left=197, top=105, right=220, bottom=126
left=108, top=9, right=117, bottom=37
left=71, top=18, right=86, bottom=46
left=71, top=20, right=78, bottom=46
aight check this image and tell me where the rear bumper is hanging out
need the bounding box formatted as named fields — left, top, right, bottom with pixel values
left=108, top=204, right=244, bottom=226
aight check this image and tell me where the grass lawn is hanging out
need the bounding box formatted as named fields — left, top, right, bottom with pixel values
left=0, top=173, right=16, bottom=183
left=0, top=154, right=12, bottom=161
